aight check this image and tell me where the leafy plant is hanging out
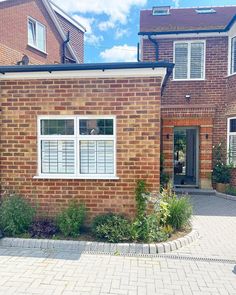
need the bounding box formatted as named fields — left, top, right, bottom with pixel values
left=0, top=194, right=35, bottom=236
left=212, top=163, right=232, bottom=184
left=56, top=201, right=86, bottom=237
left=135, top=180, right=148, bottom=219
left=92, top=213, right=131, bottom=243
left=166, top=196, right=192, bottom=230
left=225, top=185, right=236, bottom=196
left=29, top=219, right=58, bottom=238
left=212, top=143, right=232, bottom=184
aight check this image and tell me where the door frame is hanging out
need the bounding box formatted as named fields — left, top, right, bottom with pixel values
left=173, top=126, right=199, bottom=188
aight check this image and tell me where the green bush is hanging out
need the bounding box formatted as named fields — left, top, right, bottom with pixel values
left=166, top=196, right=192, bottom=230
left=135, top=180, right=148, bottom=219
left=92, top=213, right=131, bottom=243
left=225, top=185, right=236, bottom=196
left=131, top=214, right=168, bottom=243
left=56, top=201, right=86, bottom=237
left=0, top=194, right=35, bottom=236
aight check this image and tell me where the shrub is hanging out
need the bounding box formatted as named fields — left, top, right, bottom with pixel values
left=0, top=194, right=35, bottom=236
left=131, top=214, right=168, bottom=243
left=92, top=213, right=131, bottom=243
left=135, top=180, right=148, bottom=219
left=29, top=219, right=58, bottom=238
left=56, top=201, right=86, bottom=237
left=212, top=143, right=232, bottom=184
left=225, top=185, right=236, bottom=196
left=166, top=196, right=192, bottom=230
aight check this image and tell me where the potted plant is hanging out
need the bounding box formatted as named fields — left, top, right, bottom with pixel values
left=212, top=143, right=232, bottom=193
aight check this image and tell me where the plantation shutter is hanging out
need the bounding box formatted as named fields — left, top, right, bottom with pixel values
left=80, top=140, right=114, bottom=174
left=174, top=43, right=188, bottom=79
left=231, top=37, right=236, bottom=74
left=190, top=42, right=204, bottom=79
left=41, top=140, right=75, bottom=174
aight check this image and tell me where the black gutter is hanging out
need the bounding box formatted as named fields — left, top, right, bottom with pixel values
left=0, top=61, right=174, bottom=74
left=138, top=28, right=227, bottom=36
left=148, top=36, right=159, bottom=61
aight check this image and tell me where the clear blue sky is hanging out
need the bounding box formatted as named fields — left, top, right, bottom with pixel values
left=54, top=0, right=236, bottom=63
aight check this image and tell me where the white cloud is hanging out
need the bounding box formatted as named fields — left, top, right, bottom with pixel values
left=114, top=28, right=130, bottom=39
left=100, top=45, right=137, bottom=62
left=73, top=15, right=103, bottom=45
left=54, top=0, right=147, bottom=30
left=172, top=0, right=180, bottom=7
left=98, top=20, right=115, bottom=31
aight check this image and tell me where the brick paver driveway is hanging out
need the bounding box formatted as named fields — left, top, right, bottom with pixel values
left=0, top=194, right=236, bottom=295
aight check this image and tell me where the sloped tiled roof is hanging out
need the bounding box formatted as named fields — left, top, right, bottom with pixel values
left=140, top=6, right=236, bottom=34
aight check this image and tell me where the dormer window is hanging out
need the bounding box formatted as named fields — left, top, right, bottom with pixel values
left=152, top=6, right=170, bottom=16
left=28, top=17, right=46, bottom=52
left=195, top=8, right=216, bottom=14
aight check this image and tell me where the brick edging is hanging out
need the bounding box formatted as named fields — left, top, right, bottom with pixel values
left=0, top=230, right=199, bottom=255
left=215, top=190, right=236, bottom=201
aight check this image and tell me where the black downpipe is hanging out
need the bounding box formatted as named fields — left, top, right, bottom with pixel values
left=62, top=31, right=76, bottom=64
left=148, top=35, right=159, bottom=61
left=161, top=67, right=173, bottom=96
left=137, top=43, right=140, bottom=62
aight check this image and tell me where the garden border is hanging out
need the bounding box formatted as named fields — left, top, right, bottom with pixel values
left=215, top=191, right=236, bottom=201
left=0, top=229, right=199, bottom=255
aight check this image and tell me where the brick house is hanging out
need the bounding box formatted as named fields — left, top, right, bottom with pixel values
left=0, top=62, right=173, bottom=218
left=0, top=0, right=85, bottom=65
left=139, top=6, right=236, bottom=189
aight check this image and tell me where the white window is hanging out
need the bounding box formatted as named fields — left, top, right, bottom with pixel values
left=231, top=37, right=236, bottom=74
left=28, top=18, right=46, bottom=52
left=37, top=116, right=117, bottom=179
left=227, top=117, right=236, bottom=165
left=152, top=6, right=170, bottom=16
left=174, top=41, right=205, bottom=80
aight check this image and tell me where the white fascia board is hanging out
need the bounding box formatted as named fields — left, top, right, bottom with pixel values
left=141, top=31, right=228, bottom=39
left=50, top=1, right=86, bottom=33
left=0, top=67, right=167, bottom=82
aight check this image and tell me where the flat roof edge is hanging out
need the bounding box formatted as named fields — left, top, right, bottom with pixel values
left=0, top=62, right=174, bottom=74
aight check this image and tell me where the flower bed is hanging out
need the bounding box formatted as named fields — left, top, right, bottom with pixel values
left=0, top=181, right=193, bottom=247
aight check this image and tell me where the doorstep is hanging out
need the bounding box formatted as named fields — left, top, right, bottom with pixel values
left=175, top=188, right=216, bottom=196
left=0, top=230, right=199, bottom=255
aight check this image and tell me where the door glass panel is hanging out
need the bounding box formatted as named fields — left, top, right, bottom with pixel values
left=174, top=128, right=198, bottom=186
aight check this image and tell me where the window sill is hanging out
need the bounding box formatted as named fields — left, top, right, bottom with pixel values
left=33, top=175, right=120, bottom=180
left=226, top=72, right=236, bottom=78
left=172, top=78, right=205, bottom=82
left=27, top=44, right=47, bottom=55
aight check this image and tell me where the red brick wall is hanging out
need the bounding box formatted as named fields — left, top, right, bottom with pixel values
left=142, top=36, right=229, bottom=188
left=0, top=0, right=63, bottom=65
left=0, top=76, right=162, bottom=219
left=55, top=12, right=84, bottom=63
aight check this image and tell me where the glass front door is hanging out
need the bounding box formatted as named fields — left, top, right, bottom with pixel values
left=174, top=127, right=198, bottom=187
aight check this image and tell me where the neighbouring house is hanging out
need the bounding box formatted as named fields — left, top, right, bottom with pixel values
left=0, top=62, right=174, bottom=218
left=139, top=5, right=236, bottom=189
left=0, top=0, right=86, bottom=65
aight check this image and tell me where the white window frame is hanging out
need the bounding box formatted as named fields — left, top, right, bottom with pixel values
left=227, top=117, right=236, bottom=166
left=35, top=115, right=118, bottom=180
left=173, top=40, right=206, bottom=81
left=28, top=17, right=46, bottom=53
left=229, top=36, right=236, bottom=75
